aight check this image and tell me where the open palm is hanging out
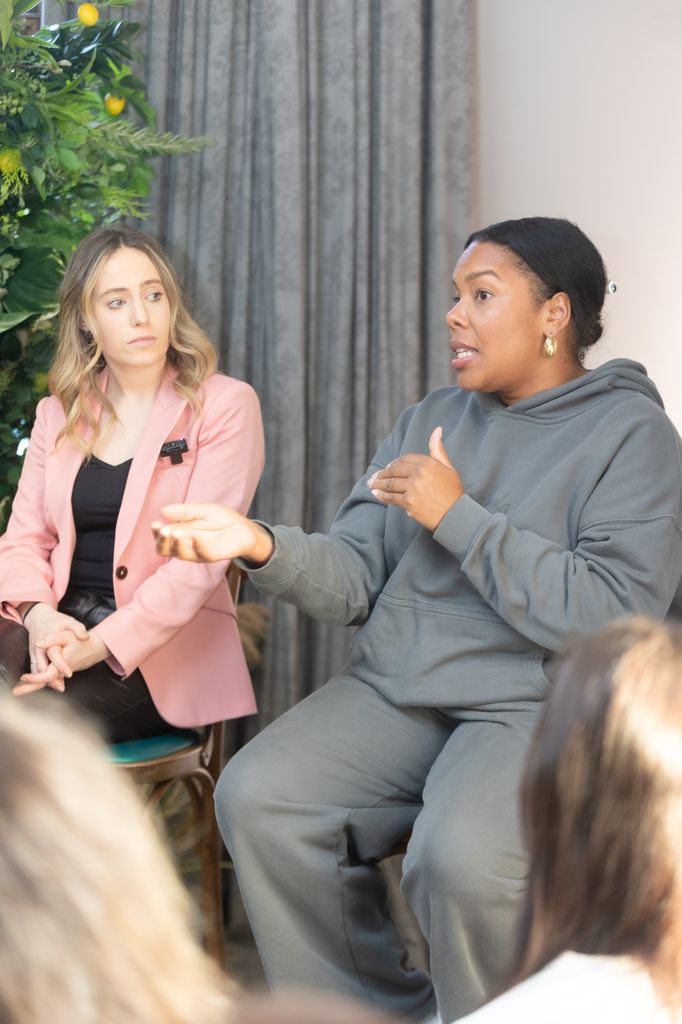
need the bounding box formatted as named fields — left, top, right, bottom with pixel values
left=153, top=503, right=271, bottom=564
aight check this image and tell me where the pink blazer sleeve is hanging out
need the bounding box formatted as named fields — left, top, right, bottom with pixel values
left=0, top=398, right=61, bottom=619
left=92, top=377, right=265, bottom=675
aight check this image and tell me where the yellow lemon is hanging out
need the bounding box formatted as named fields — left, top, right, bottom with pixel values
left=104, top=94, right=126, bottom=116
left=0, top=148, right=22, bottom=174
left=77, top=3, right=99, bottom=26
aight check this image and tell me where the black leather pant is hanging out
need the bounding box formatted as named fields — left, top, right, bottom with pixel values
left=0, top=587, right=175, bottom=742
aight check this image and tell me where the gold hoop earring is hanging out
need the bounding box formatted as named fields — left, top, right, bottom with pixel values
left=544, top=335, right=557, bottom=358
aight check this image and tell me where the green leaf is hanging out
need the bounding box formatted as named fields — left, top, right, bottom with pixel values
left=0, top=0, right=11, bottom=48
left=28, top=163, right=46, bottom=197
left=13, top=32, right=58, bottom=56
left=20, top=104, right=39, bottom=128
left=0, top=309, right=33, bottom=330
left=57, top=146, right=81, bottom=171
left=74, top=183, right=102, bottom=200
left=11, top=211, right=83, bottom=256
left=95, top=121, right=211, bottom=156
left=13, top=0, right=43, bottom=16
left=29, top=166, right=46, bottom=188
left=3, top=248, right=63, bottom=315
left=6, top=464, right=21, bottom=486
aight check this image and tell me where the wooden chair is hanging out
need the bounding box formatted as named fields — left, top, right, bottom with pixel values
left=110, top=564, right=245, bottom=966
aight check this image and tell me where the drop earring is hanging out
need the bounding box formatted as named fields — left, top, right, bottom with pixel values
left=544, top=335, right=557, bottom=358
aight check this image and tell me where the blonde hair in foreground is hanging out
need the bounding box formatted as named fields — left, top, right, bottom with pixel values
left=49, top=225, right=218, bottom=455
left=0, top=697, right=232, bottom=1024
left=510, top=617, right=682, bottom=1009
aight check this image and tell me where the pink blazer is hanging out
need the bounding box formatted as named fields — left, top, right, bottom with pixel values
left=0, top=370, right=265, bottom=727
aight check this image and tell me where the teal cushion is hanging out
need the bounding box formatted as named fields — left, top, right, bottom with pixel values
left=110, top=730, right=200, bottom=764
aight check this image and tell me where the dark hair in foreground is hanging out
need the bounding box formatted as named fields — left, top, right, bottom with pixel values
left=465, top=216, right=607, bottom=358
left=507, top=618, right=682, bottom=1008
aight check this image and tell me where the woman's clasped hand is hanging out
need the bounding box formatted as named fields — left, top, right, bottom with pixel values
left=15, top=604, right=94, bottom=694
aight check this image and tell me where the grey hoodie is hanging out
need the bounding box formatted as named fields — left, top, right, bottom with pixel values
left=249, top=359, right=682, bottom=709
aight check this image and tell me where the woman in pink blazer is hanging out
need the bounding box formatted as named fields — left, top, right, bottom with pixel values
left=0, top=226, right=264, bottom=740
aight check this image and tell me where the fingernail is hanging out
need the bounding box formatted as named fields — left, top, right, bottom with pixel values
left=371, top=489, right=380, bottom=498
left=367, top=475, right=376, bottom=487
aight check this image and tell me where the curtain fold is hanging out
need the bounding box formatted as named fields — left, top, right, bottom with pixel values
left=130, top=0, right=474, bottom=730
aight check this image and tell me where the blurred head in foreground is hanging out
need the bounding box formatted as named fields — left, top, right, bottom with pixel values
left=0, top=697, right=231, bottom=1024
left=513, top=617, right=682, bottom=1007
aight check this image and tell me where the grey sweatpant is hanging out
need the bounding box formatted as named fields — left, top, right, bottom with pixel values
left=216, top=675, right=539, bottom=1022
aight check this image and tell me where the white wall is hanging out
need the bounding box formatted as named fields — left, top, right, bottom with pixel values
left=476, top=0, right=682, bottom=429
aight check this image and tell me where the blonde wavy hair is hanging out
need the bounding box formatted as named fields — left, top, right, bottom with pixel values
left=0, top=696, right=233, bottom=1024
left=49, top=225, right=218, bottom=455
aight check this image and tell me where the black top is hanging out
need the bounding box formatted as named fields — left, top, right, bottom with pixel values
left=69, top=455, right=132, bottom=599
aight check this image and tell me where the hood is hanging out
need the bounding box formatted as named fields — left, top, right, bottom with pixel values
left=475, top=359, right=664, bottom=420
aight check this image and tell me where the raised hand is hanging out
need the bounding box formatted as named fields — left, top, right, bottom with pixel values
left=366, top=426, right=465, bottom=531
left=152, top=502, right=275, bottom=565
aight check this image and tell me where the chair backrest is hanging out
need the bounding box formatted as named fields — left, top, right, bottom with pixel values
left=204, top=562, right=245, bottom=780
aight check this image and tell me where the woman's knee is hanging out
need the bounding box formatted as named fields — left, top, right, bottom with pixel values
left=214, top=731, right=304, bottom=843
left=400, top=807, right=526, bottom=910
left=216, top=741, right=266, bottom=828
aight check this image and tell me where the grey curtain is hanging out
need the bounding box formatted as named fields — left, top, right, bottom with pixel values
left=129, top=0, right=474, bottom=730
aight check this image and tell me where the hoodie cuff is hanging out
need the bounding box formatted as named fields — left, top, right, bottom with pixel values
left=235, top=523, right=299, bottom=592
left=432, top=493, right=492, bottom=561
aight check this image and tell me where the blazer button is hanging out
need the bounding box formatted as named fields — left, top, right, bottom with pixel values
left=115, top=566, right=128, bottom=580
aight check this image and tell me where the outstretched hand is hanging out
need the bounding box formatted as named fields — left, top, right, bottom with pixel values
left=366, top=427, right=464, bottom=530
left=153, top=503, right=275, bottom=565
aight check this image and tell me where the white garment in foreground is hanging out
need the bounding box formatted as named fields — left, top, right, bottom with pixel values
left=457, top=952, right=673, bottom=1023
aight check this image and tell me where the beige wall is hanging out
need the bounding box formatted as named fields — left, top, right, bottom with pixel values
left=476, top=0, right=682, bottom=429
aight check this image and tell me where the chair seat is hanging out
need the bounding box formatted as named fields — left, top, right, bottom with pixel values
left=110, top=730, right=200, bottom=764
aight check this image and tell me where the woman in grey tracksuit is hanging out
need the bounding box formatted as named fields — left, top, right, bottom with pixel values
left=155, top=217, right=682, bottom=1023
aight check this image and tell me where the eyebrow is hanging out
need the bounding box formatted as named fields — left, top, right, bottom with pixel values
left=98, top=279, right=163, bottom=297
left=452, top=269, right=502, bottom=285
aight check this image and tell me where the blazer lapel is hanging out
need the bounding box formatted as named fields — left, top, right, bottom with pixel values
left=46, top=422, right=82, bottom=559
left=45, top=378, right=107, bottom=558
left=114, top=373, right=189, bottom=562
